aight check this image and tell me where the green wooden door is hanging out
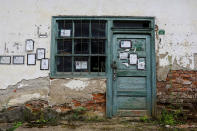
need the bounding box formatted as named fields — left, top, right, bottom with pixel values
left=112, top=34, right=151, bottom=117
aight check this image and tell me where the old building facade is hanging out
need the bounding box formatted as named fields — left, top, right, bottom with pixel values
left=0, top=0, right=197, bottom=121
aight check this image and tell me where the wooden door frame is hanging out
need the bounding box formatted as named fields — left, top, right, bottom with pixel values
left=106, top=18, right=156, bottom=118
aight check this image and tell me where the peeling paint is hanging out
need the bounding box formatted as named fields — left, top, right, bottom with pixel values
left=64, top=80, right=89, bottom=91
left=8, top=93, right=41, bottom=106
left=194, top=53, right=197, bottom=70
left=0, top=77, right=106, bottom=110
left=0, top=77, right=49, bottom=110
left=49, top=78, right=106, bottom=106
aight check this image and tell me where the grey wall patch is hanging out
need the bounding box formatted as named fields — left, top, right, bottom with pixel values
left=194, top=53, right=197, bottom=70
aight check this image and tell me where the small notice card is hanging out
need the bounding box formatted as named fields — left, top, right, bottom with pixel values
left=119, top=52, right=128, bottom=59
left=75, top=61, right=87, bottom=69
left=40, top=59, right=49, bottom=70
left=137, top=58, right=145, bottom=70
left=60, top=29, right=71, bottom=37
left=13, top=56, right=24, bottom=64
left=120, top=40, right=131, bottom=48
left=27, top=54, right=36, bottom=65
left=129, top=54, right=137, bottom=65
left=0, top=56, right=11, bottom=64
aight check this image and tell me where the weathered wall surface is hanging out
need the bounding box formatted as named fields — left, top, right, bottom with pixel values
left=0, top=0, right=197, bottom=120
left=156, top=70, right=197, bottom=119
left=0, top=0, right=197, bottom=89
left=0, top=78, right=106, bottom=122
left=0, top=78, right=106, bottom=109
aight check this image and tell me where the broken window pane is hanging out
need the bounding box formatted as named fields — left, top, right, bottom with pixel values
left=91, top=56, right=105, bottom=72
left=91, top=39, right=105, bottom=54
left=91, top=21, right=106, bottom=37
left=57, top=39, right=72, bottom=54
left=56, top=56, right=72, bottom=72
left=74, top=20, right=89, bottom=37
left=74, top=39, right=89, bottom=54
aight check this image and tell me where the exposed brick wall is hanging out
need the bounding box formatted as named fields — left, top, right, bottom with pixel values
left=72, top=93, right=106, bottom=113
left=51, top=93, right=106, bottom=115
left=157, top=70, right=197, bottom=119
left=0, top=93, right=106, bottom=123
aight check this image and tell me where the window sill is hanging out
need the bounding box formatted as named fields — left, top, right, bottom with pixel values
left=50, top=72, right=107, bottom=79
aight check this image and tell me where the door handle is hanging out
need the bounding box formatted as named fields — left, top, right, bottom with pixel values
left=111, top=61, right=117, bottom=81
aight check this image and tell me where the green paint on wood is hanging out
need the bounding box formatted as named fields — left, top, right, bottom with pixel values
left=117, top=110, right=147, bottom=117
left=117, top=97, right=146, bottom=109
left=111, top=34, right=152, bottom=117
left=117, top=77, right=146, bottom=90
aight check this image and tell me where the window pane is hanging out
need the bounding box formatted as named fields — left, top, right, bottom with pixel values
left=56, top=56, right=72, bottom=72
left=91, top=56, right=105, bottom=72
left=113, top=20, right=150, bottom=28
left=74, top=39, right=89, bottom=54
left=57, top=39, right=72, bottom=54
left=91, top=39, right=105, bottom=54
left=57, top=20, right=72, bottom=37
left=91, top=21, right=106, bottom=37
left=74, top=20, right=89, bottom=37
left=74, top=57, right=89, bottom=72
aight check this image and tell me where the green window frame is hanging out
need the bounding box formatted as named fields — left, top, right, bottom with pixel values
left=50, top=16, right=155, bottom=79
left=51, top=17, right=108, bottom=78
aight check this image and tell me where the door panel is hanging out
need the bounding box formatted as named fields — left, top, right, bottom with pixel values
left=112, top=34, right=151, bottom=117
left=117, top=77, right=146, bottom=90
left=117, top=97, right=146, bottom=109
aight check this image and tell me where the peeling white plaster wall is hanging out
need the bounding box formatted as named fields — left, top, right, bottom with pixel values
left=7, top=93, right=42, bottom=107
left=64, top=80, right=89, bottom=91
left=0, top=0, right=197, bottom=89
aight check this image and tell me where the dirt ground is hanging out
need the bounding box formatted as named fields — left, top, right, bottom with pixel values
left=1, top=120, right=197, bottom=131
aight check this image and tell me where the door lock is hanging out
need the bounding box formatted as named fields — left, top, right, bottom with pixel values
left=111, top=61, right=117, bottom=81
left=111, top=61, right=117, bottom=69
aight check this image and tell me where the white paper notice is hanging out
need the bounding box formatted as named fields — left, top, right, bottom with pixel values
left=129, top=54, right=137, bottom=64
left=61, top=29, right=71, bottom=37
left=119, top=52, right=128, bottom=59
left=0, top=56, right=10, bottom=64
left=26, top=40, right=34, bottom=51
left=76, top=61, right=87, bottom=69
left=120, top=40, right=131, bottom=48
left=138, top=58, right=145, bottom=70
left=27, top=54, right=36, bottom=65
left=41, top=59, right=49, bottom=70
left=37, top=49, right=45, bottom=60
left=13, top=56, right=24, bottom=64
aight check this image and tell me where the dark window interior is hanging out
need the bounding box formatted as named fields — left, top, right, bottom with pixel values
left=91, top=56, right=105, bottom=72
left=113, top=20, right=150, bottom=28
left=91, top=21, right=106, bottom=37
left=91, top=39, right=105, bottom=54
left=56, top=56, right=72, bottom=72
left=74, top=39, right=89, bottom=54
left=74, top=20, right=90, bottom=37
left=57, top=39, right=72, bottom=54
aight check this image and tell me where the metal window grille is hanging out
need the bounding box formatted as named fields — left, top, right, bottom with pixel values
left=55, top=19, right=106, bottom=74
